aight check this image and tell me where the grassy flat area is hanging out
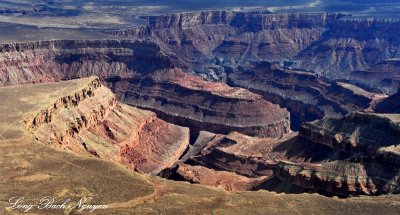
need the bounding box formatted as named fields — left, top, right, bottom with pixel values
left=0, top=78, right=399, bottom=214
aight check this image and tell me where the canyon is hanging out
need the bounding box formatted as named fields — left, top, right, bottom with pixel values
left=23, top=77, right=190, bottom=175
left=169, top=112, right=400, bottom=196
left=109, top=11, right=399, bottom=127
left=0, top=10, right=399, bottom=207
left=109, top=11, right=400, bottom=93
left=1, top=77, right=398, bottom=215
left=110, top=68, right=290, bottom=138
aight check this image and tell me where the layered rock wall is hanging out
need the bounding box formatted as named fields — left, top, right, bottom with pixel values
left=0, top=40, right=172, bottom=85
left=108, top=11, right=400, bottom=93
left=228, top=62, right=383, bottom=129
left=111, top=69, right=291, bottom=138
left=23, top=77, right=190, bottom=175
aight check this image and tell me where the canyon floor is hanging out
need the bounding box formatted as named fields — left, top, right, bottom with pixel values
left=0, top=78, right=399, bottom=215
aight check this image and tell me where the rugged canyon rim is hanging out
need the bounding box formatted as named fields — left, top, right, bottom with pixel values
left=1, top=3, right=400, bottom=215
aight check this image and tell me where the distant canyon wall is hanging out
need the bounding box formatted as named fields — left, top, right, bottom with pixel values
left=0, top=40, right=172, bottom=85
left=108, top=11, right=400, bottom=94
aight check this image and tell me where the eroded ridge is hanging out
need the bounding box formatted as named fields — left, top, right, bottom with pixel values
left=22, top=77, right=189, bottom=175
left=169, top=112, right=400, bottom=196
left=112, top=68, right=291, bottom=138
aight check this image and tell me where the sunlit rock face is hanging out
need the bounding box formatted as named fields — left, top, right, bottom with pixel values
left=23, top=77, right=190, bottom=175
left=0, top=39, right=290, bottom=140
left=109, top=68, right=291, bottom=138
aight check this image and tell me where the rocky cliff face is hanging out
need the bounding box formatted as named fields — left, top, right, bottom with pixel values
left=24, top=77, right=190, bottom=175
left=165, top=112, right=400, bottom=196
left=110, top=68, right=290, bottom=138
left=227, top=62, right=384, bottom=129
left=375, top=91, right=400, bottom=113
left=104, top=11, right=395, bottom=128
left=24, top=77, right=103, bottom=131
left=350, top=59, right=400, bottom=94
left=274, top=161, right=381, bottom=196
left=298, top=19, right=400, bottom=79
left=0, top=39, right=290, bottom=140
left=299, top=112, right=400, bottom=152
left=0, top=40, right=172, bottom=86
left=1, top=10, right=399, bottom=197
left=278, top=112, right=400, bottom=196
left=109, top=12, right=341, bottom=72
left=0, top=13, right=389, bottom=135
left=141, top=11, right=338, bottom=31
left=107, top=11, right=400, bottom=95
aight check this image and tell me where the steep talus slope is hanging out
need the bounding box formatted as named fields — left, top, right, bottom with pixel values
left=23, top=77, right=189, bottom=175
left=110, top=68, right=290, bottom=138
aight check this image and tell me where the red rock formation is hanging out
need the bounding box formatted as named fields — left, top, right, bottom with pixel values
left=169, top=112, right=400, bottom=196
left=0, top=39, right=290, bottom=139
left=176, top=164, right=269, bottom=191
left=108, top=11, right=400, bottom=93
left=0, top=40, right=172, bottom=86
left=24, top=77, right=190, bottom=175
left=24, top=77, right=102, bottom=131
left=119, top=116, right=190, bottom=174
left=111, top=68, right=291, bottom=138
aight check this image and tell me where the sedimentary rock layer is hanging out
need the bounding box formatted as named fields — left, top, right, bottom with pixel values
left=277, top=112, right=400, bottom=196
left=0, top=39, right=290, bottom=138
left=110, top=68, right=291, bottom=138
left=298, top=19, right=400, bottom=78
left=350, top=59, right=400, bottom=94
left=171, top=112, right=400, bottom=196
left=299, top=112, right=400, bottom=152
left=1, top=69, right=400, bottom=215
left=228, top=62, right=385, bottom=129
left=24, top=77, right=189, bottom=174
left=109, top=12, right=341, bottom=73
left=0, top=40, right=172, bottom=86
left=108, top=11, right=400, bottom=93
